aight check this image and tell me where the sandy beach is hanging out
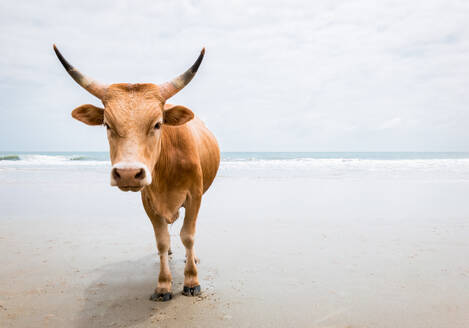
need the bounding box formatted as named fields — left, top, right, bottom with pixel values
left=1, top=162, right=469, bottom=327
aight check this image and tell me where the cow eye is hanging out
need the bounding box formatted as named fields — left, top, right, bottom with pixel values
left=154, top=122, right=162, bottom=130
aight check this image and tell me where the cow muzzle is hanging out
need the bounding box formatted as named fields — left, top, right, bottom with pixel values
left=110, top=162, right=152, bottom=192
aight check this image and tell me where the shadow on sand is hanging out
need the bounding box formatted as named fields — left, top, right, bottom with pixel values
left=73, top=254, right=186, bottom=328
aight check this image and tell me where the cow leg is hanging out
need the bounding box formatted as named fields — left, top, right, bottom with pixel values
left=142, top=193, right=173, bottom=301
left=180, top=194, right=202, bottom=296
left=148, top=216, right=173, bottom=301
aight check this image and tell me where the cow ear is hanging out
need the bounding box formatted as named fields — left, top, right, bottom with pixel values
left=163, top=104, right=194, bottom=126
left=71, top=104, right=104, bottom=126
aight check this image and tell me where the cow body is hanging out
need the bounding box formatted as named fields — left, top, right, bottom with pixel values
left=143, top=116, right=219, bottom=224
left=53, top=45, right=219, bottom=301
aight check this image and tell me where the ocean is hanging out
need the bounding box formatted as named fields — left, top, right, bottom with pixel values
left=2, top=151, right=469, bottom=180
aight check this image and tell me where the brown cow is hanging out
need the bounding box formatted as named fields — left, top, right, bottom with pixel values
left=53, top=45, right=220, bottom=301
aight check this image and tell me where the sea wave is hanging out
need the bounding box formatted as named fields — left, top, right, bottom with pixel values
left=2, top=154, right=469, bottom=167
left=0, top=154, right=108, bottom=166
left=220, top=157, right=469, bottom=179
left=219, top=158, right=469, bottom=174
left=221, top=157, right=469, bottom=169
left=69, top=156, right=90, bottom=161
left=0, top=155, right=20, bottom=161
left=2, top=154, right=469, bottom=179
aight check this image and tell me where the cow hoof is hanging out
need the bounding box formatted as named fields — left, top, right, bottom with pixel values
left=182, top=285, right=201, bottom=296
left=149, top=292, right=172, bottom=302
left=184, top=257, right=200, bottom=264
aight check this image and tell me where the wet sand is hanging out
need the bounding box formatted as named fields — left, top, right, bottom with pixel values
left=1, top=169, right=469, bottom=327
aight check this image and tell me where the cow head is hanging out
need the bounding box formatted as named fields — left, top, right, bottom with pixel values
left=54, top=45, right=203, bottom=192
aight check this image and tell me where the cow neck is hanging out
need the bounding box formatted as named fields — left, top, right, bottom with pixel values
left=153, top=127, right=172, bottom=181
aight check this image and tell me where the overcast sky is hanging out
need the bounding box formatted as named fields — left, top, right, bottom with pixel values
left=1, top=0, right=469, bottom=151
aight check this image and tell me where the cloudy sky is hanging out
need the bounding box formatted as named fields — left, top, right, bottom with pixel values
left=1, top=0, right=468, bottom=151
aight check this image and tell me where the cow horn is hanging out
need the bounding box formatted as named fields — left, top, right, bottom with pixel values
left=53, top=44, right=108, bottom=99
left=159, top=48, right=205, bottom=100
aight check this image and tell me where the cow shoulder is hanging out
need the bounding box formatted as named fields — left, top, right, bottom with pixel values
left=161, top=123, right=201, bottom=174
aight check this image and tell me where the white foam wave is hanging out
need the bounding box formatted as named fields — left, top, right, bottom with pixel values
left=221, top=158, right=469, bottom=169
left=3, top=156, right=469, bottom=179
left=0, top=154, right=109, bottom=167
left=218, top=158, right=469, bottom=179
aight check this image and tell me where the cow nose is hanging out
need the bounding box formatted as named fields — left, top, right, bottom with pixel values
left=112, top=167, right=146, bottom=185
